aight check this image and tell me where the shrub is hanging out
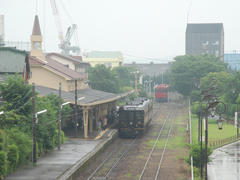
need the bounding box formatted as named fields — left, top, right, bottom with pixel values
left=186, top=144, right=212, bottom=167
left=0, top=130, right=6, bottom=151
left=0, top=151, right=7, bottom=179
left=6, top=128, right=32, bottom=165
left=7, top=144, right=19, bottom=172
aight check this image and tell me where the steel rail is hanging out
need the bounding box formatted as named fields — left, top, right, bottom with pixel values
left=154, top=111, right=175, bottom=180
left=138, top=112, right=171, bottom=180
left=104, top=138, right=136, bottom=178
left=87, top=139, right=136, bottom=180
left=88, top=103, right=161, bottom=180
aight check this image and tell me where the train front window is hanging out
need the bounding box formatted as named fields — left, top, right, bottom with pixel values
left=135, top=111, right=144, bottom=121
left=128, top=111, right=134, bottom=122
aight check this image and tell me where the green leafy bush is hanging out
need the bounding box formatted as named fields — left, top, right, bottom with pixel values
left=7, top=128, right=32, bottom=165
left=0, top=151, right=7, bottom=179
left=7, top=144, right=19, bottom=172
left=186, top=144, right=212, bottom=167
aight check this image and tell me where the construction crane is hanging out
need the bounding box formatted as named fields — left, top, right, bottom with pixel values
left=50, top=0, right=80, bottom=55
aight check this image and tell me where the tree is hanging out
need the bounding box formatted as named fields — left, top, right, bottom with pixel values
left=112, top=66, right=135, bottom=88
left=0, top=75, right=32, bottom=115
left=170, top=55, right=227, bottom=97
left=89, top=65, right=120, bottom=93
left=200, top=71, right=233, bottom=98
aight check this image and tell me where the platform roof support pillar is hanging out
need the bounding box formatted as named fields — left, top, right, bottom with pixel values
left=89, top=109, right=93, bottom=134
left=83, top=108, right=89, bottom=138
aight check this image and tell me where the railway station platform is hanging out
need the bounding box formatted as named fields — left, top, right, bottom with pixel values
left=5, top=129, right=117, bottom=180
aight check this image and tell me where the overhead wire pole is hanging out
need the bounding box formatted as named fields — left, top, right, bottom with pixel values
left=32, top=83, right=37, bottom=165
left=75, top=80, right=78, bottom=137
left=58, top=82, right=61, bottom=150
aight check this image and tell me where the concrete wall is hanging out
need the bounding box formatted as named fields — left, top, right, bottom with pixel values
left=124, top=63, right=171, bottom=77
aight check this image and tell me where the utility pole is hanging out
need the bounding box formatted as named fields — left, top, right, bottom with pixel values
left=58, top=82, right=61, bottom=150
left=134, top=71, right=138, bottom=93
left=75, top=80, right=78, bottom=137
left=205, top=110, right=208, bottom=180
left=237, top=104, right=239, bottom=138
left=161, top=72, right=163, bottom=84
left=32, top=83, right=37, bottom=165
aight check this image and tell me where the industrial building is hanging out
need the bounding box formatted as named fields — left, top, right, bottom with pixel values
left=186, top=23, right=224, bottom=61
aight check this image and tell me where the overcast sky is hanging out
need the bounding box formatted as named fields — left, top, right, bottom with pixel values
left=1, top=0, right=240, bottom=60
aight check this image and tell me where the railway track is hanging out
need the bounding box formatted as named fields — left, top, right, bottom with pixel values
left=78, top=102, right=186, bottom=180
left=86, top=103, right=161, bottom=180
left=138, top=110, right=176, bottom=180
left=87, top=138, right=136, bottom=180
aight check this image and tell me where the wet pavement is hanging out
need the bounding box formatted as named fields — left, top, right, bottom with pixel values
left=5, top=129, right=117, bottom=180
left=208, top=141, right=240, bottom=180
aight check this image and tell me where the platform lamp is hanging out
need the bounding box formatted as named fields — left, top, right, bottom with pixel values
left=215, top=101, right=226, bottom=130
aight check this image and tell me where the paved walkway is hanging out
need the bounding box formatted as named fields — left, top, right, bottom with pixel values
left=6, top=129, right=117, bottom=180
left=208, top=140, right=240, bottom=180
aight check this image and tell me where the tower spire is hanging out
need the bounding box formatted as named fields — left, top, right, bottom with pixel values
left=30, top=15, right=45, bottom=61
left=32, top=15, right=41, bottom=36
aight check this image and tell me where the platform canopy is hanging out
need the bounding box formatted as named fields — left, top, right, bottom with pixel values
left=35, top=85, right=133, bottom=107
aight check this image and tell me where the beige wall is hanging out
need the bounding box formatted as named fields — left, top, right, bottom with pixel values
left=29, top=66, right=87, bottom=91
left=82, top=57, right=122, bottom=68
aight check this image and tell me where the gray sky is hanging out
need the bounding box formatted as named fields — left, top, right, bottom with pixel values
left=1, top=0, right=240, bottom=60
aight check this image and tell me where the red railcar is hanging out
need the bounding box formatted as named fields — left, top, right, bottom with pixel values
left=154, top=84, right=169, bottom=102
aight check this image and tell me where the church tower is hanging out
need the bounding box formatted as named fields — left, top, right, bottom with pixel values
left=30, top=15, right=45, bottom=61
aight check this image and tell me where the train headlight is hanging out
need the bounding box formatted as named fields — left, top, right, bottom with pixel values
left=130, top=122, right=133, bottom=125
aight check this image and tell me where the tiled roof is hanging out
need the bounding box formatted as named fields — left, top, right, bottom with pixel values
left=85, top=51, right=123, bottom=59
left=186, top=23, right=224, bottom=33
left=29, top=56, right=87, bottom=80
left=32, top=15, right=41, bottom=36
left=46, top=53, right=90, bottom=65
left=71, top=56, right=83, bottom=61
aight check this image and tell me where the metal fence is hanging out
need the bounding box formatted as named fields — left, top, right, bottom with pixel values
left=209, top=135, right=240, bottom=149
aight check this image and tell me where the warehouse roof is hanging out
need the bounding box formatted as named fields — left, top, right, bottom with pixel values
left=0, top=47, right=28, bottom=73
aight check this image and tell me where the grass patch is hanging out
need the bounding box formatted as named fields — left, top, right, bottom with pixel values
left=145, top=139, right=164, bottom=148
left=127, top=173, right=133, bottom=177
left=191, top=114, right=237, bottom=144
left=137, top=155, right=145, bottom=159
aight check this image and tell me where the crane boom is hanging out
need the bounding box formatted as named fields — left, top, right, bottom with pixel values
left=50, top=0, right=80, bottom=55
left=50, top=0, right=63, bottom=43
